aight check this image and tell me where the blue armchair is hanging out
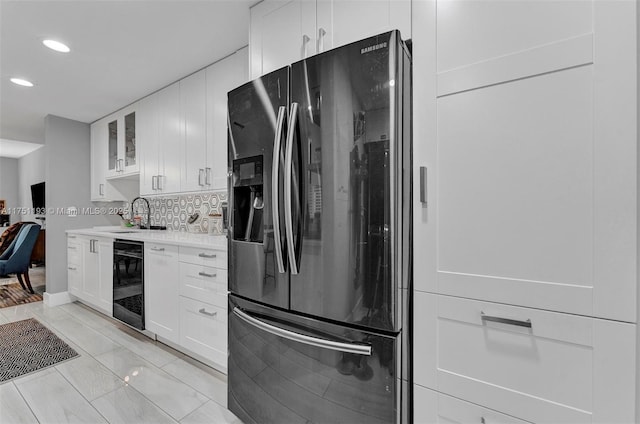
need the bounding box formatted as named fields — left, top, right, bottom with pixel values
left=0, top=224, right=41, bottom=294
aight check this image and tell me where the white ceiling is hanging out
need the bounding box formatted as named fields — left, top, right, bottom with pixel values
left=0, top=0, right=253, bottom=155
left=0, top=138, right=44, bottom=158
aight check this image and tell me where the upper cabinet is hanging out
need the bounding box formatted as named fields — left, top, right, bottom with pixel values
left=91, top=114, right=138, bottom=202
left=249, top=0, right=411, bottom=79
left=140, top=48, right=248, bottom=196
left=105, top=104, right=139, bottom=178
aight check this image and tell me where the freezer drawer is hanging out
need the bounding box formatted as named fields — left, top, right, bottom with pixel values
left=228, top=295, right=401, bottom=424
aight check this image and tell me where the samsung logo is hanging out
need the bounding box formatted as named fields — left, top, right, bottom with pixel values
left=360, top=42, right=387, bottom=54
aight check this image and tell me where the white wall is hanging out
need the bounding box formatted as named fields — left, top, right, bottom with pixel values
left=0, top=157, right=19, bottom=225
left=44, top=115, right=117, bottom=295
left=17, top=147, right=46, bottom=223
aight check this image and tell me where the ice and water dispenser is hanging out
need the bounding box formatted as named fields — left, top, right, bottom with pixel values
left=232, top=155, right=264, bottom=243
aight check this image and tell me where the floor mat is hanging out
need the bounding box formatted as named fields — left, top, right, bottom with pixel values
left=0, top=282, right=43, bottom=309
left=0, top=318, right=79, bottom=382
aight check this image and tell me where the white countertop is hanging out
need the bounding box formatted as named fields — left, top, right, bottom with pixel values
left=67, top=226, right=228, bottom=249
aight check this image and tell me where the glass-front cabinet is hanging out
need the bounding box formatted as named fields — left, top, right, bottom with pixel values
left=105, top=104, right=139, bottom=178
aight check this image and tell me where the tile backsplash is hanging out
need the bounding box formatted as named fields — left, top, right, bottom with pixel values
left=127, top=191, right=227, bottom=233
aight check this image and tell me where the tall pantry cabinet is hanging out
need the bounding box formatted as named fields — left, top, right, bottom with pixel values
left=412, top=0, right=638, bottom=422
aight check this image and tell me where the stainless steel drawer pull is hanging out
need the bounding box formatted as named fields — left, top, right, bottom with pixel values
left=481, top=312, right=532, bottom=328
left=199, top=308, right=217, bottom=317
left=198, top=272, right=216, bottom=278
left=68, top=246, right=77, bottom=250
left=198, top=253, right=216, bottom=258
left=233, top=307, right=372, bottom=356
left=68, top=235, right=76, bottom=239
left=68, top=266, right=77, bottom=270
left=150, top=247, right=165, bottom=252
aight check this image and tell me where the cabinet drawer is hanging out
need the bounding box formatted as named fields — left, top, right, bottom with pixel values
left=179, top=297, right=227, bottom=367
left=179, top=246, right=227, bottom=268
left=414, top=292, right=637, bottom=423
left=179, top=262, right=227, bottom=307
left=415, top=384, right=529, bottom=424
left=67, top=246, right=81, bottom=266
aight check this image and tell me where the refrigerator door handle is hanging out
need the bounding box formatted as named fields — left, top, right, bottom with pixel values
left=233, top=307, right=372, bottom=356
left=284, top=102, right=300, bottom=275
left=272, top=106, right=287, bottom=273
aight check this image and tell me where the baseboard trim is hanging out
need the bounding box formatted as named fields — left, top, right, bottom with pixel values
left=43, top=291, right=73, bottom=307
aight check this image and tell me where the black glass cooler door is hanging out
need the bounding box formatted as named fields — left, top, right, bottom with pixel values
left=113, top=239, right=144, bottom=329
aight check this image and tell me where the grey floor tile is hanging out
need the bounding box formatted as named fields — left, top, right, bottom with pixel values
left=47, top=316, right=121, bottom=356
left=0, top=382, right=38, bottom=424
left=56, top=354, right=125, bottom=401
left=95, top=347, right=208, bottom=420
left=162, top=357, right=227, bottom=406
left=15, top=370, right=107, bottom=423
left=92, top=386, right=178, bottom=424
left=180, top=400, right=242, bottom=424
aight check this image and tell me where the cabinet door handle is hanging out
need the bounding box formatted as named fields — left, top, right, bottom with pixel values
left=420, top=166, right=428, bottom=205
left=198, top=169, right=204, bottom=186
left=68, top=235, right=76, bottom=239
left=198, top=271, right=216, bottom=278
left=199, top=308, right=217, bottom=317
left=302, top=34, right=311, bottom=58
left=68, top=246, right=77, bottom=250
left=317, top=27, right=326, bottom=52
left=198, top=253, right=216, bottom=258
left=205, top=167, right=211, bottom=185
left=68, top=266, right=77, bottom=270
left=99, top=183, right=104, bottom=196
left=480, top=312, right=532, bottom=328
left=150, top=247, right=165, bottom=252
left=116, top=159, right=120, bottom=172
left=157, top=175, right=163, bottom=191
left=120, top=159, right=124, bottom=172
left=151, top=175, right=157, bottom=190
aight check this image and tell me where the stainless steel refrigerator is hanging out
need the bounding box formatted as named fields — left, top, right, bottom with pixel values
left=227, top=30, right=411, bottom=424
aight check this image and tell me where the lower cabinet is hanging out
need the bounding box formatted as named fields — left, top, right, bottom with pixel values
left=67, top=234, right=113, bottom=316
left=144, top=243, right=180, bottom=343
left=143, top=243, right=228, bottom=372
left=414, top=292, right=638, bottom=423
left=179, top=297, right=227, bottom=369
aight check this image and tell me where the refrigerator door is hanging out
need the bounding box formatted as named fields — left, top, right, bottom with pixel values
left=228, top=295, right=400, bottom=424
left=287, top=31, right=407, bottom=332
left=228, top=67, right=290, bottom=309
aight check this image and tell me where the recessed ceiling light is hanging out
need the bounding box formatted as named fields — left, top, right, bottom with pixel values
left=10, top=78, right=34, bottom=87
left=43, top=39, right=70, bottom=53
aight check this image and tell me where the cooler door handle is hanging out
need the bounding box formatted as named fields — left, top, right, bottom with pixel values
left=272, top=106, right=287, bottom=274
left=233, top=307, right=372, bottom=356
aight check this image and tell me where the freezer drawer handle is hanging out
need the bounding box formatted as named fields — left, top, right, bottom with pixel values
left=271, top=106, right=287, bottom=274
left=199, top=308, right=217, bottom=317
left=233, top=307, right=372, bottom=356
left=480, top=312, right=532, bottom=328
left=198, top=271, right=216, bottom=278
left=198, top=253, right=216, bottom=258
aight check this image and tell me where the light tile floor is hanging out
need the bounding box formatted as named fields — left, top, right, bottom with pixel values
left=0, top=301, right=242, bottom=424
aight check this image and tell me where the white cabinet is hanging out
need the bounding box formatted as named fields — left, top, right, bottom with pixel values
left=180, top=49, right=249, bottom=193
left=178, top=245, right=228, bottom=371
left=144, top=243, right=180, bottom=343
left=205, top=47, right=248, bottom=190
left=412, top=0, right=639, bottom=421
left=414, top=292, right=637, bottom=423
left=105, top=104, right=139, bottom=178
left=90, top=119, right=133, bottom=202
left=249, top=0, right=411, bottom=78
left=66, top=235, right=113, bottom=316
left=139, top=83, right=183, bottom=195
left=181, top=70, right=208, bottom=193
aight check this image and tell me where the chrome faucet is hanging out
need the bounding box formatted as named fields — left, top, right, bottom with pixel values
left=131, top=197, right=151, bottom=229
